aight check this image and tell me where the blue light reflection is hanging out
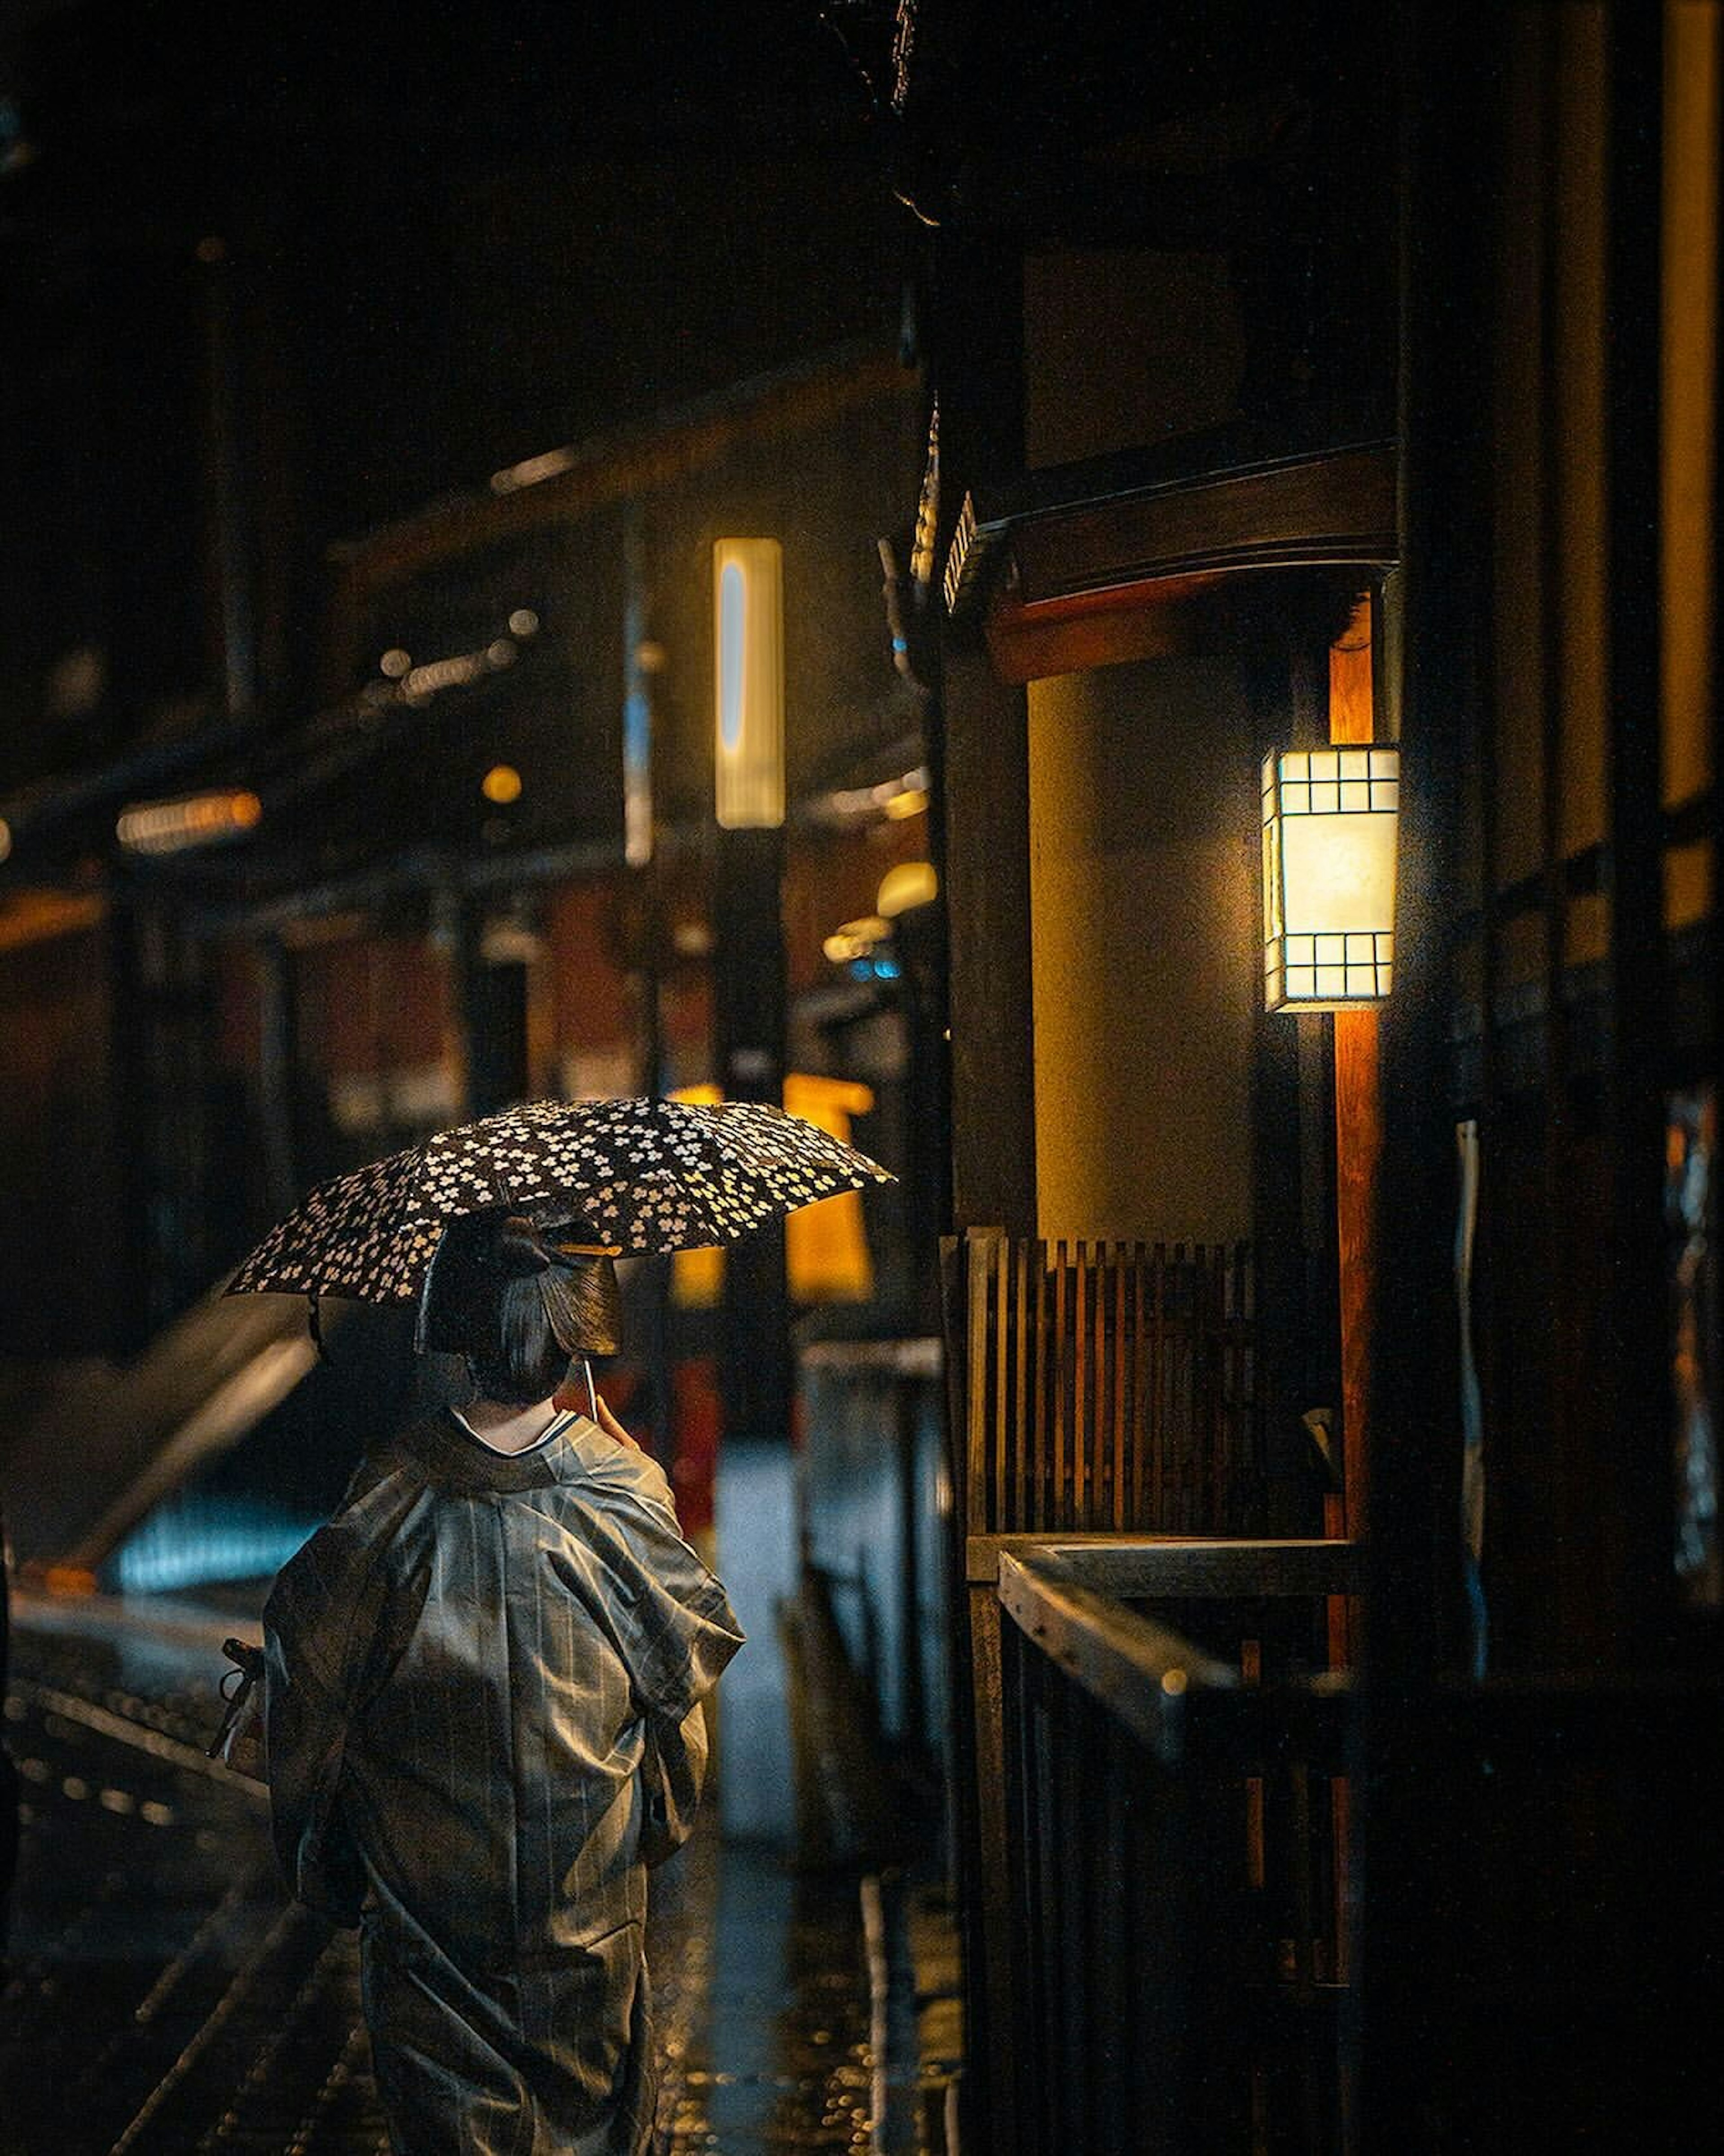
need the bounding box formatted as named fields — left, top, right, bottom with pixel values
left=109, top=1493, right=321, bottom=1595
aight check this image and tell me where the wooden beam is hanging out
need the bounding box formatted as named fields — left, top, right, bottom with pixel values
left=951, top=441, right=1397, bottom=623
left=985, top=567, right=1219, bottom=683
left=995, top=1548, right=1350, bottom=1765
left=1331, top=594, right=1381, bottom=1565
left=969, top=1531, right=1361, bottom=1597
left=1011, top=443, right=1395, bottom=606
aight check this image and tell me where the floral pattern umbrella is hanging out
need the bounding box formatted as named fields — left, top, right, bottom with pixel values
left=225, top=1096, right=894, bottom=1306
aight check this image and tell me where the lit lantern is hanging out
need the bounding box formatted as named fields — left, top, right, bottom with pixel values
left=1261, top=747, right=1399, bottom=1011
left=713, top=537, right=784, bottom=830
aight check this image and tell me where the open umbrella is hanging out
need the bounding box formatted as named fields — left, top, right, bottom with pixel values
left=225, top=1095, right=894, bottom=1320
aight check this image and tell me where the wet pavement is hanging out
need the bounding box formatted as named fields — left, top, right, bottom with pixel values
left=0, top=1591, right=959, bottom=2156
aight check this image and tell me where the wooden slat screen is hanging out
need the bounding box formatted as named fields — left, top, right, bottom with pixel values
left=960, top=1230, right=1259, bottom=1537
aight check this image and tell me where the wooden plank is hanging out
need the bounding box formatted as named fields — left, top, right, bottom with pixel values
left=938, top=1235, right=968, bottom=1531
left=967, top=1228, right=999, bottom=1539
left=1217, top=1244, right=1231, bottom=1525
left=1329, top=592, right=1376, bottom=743
left=1056, top=1535, right=1361, bottom=1602
left=1171, top=1241, right=1188, bottom=1527
left=969, top=1533, right=1361, bottom=1597
left=985, top=568, right=1219, bottom=681
left=1016, top=1633, right=1058, bottom=2156
left=1203, top=1245, right=1219, bottom=1527
left=992, top=1228, right=1011, bottom=1534
left=1112, top=1244, right=1129, bottom=1531
left=1332, top=577, right=1382, bottom=1552
left=995, top=1550, right=1356, bottom=1767
left=1242, top=1637, right=1267, bottom=1892
left=1032, top=1237, right=1049, bottom=1527
left=1223, top=1242, right=1242, bottom=1526
left=960, top=1232, right=1264, bottom=1550
left=1333, top=1012, right=1381, bottom=1539
left=995, top=1550, right=1235, bottom=1753
left=1053, top=1239, right=1069, bottom=1527
left=1151, top=1242, right=1168, bottom=1527
left=1013, top=1236, right=1029, bottom=1534
left=981, top=443, right=1399, bottom=619
left=1130, top=1244, right=1148, bottom=1528
left=1095, top=1240, right=1112, bottom=1530
left=1073, top=1238, right=1090, bottom=1527
left=967, top=1530, right=1205, bottom=1584
left=967, top=1584, right=1020, bottom=2156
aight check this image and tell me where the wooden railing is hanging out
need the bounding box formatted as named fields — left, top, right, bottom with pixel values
left=985, top=1537, right=1355, bottom=2156
left=942, top=1231, right=1345, bottom=2156
left=941, top=1232, right=1724, bottom=2152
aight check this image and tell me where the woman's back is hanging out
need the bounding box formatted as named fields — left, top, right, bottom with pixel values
left=265, top=1405, right=743, bottom=2155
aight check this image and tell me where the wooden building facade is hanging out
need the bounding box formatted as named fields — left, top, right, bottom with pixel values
left=858, top=0, right=1723, bottom=2147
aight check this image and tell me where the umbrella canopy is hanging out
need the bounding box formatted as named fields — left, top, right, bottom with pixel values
left=224, top=1096, right=894, bottom=1307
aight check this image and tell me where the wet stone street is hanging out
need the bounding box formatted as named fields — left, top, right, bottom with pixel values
left=0, top=1594, right=958, bottom=2156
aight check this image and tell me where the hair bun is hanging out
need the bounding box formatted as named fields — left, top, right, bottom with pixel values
left=493, top=1217, right=554, bottom=1277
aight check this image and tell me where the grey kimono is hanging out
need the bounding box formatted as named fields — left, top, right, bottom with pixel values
left=264, top=1408, right=744, bottom=2156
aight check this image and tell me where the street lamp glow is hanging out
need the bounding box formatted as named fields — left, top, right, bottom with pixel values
left=713, top=537, right=784, bottom=830
left=877, top=860, right=938, bottom=918
left=116, top=789, right=262, bottom=855
left=1262, top=747, right=1399, bottom=1010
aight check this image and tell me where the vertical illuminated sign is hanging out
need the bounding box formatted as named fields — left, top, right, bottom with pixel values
left=713, top=538, right=785, bottom=830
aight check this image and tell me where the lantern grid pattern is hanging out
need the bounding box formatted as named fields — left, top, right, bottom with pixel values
left=1262, top=747, right=1399, bottom=1010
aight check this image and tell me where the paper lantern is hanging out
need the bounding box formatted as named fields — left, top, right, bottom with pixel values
left=1262, top=747, right=1399, bottom=1011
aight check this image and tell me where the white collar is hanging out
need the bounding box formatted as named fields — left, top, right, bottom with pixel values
left=452, top=1405, right=576, bottom=1456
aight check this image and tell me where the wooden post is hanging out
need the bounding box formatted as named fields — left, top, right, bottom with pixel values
left=966, top=1582, right=1019, bottom=2156
left=715, top=824, right=791, bottom=1445
left=1327, top=594, right=1380, bottom=1995
left=1329, top=594, right=1381, bottom=1560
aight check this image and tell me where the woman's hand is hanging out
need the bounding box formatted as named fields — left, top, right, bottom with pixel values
left=592, top=1393, right=642, bottom=1452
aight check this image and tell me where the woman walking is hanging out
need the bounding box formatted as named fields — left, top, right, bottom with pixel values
left=264, top=1210, right=743, bottom=2155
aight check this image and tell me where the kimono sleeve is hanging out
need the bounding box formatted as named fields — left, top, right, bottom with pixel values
left=263, top=1615, right=365, bottom=1927
left=579, top=1453, right=745, bottom=1723
left=261, top=1516, right=384, bottom=1928
left=639, top=1702, right=708, bottom=1870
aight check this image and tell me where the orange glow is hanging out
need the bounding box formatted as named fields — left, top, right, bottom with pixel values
left=42, top=1565, right=98, bottom=1597
left=667, top=1076, right=878, bottom=1303
left=876, top=861, right=937, bottom=918
left=1662, top=0, right=1718, bottom=814
left=117, top=790, right=262, bottom=854
left=481, top=764, right=523, bottom=805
